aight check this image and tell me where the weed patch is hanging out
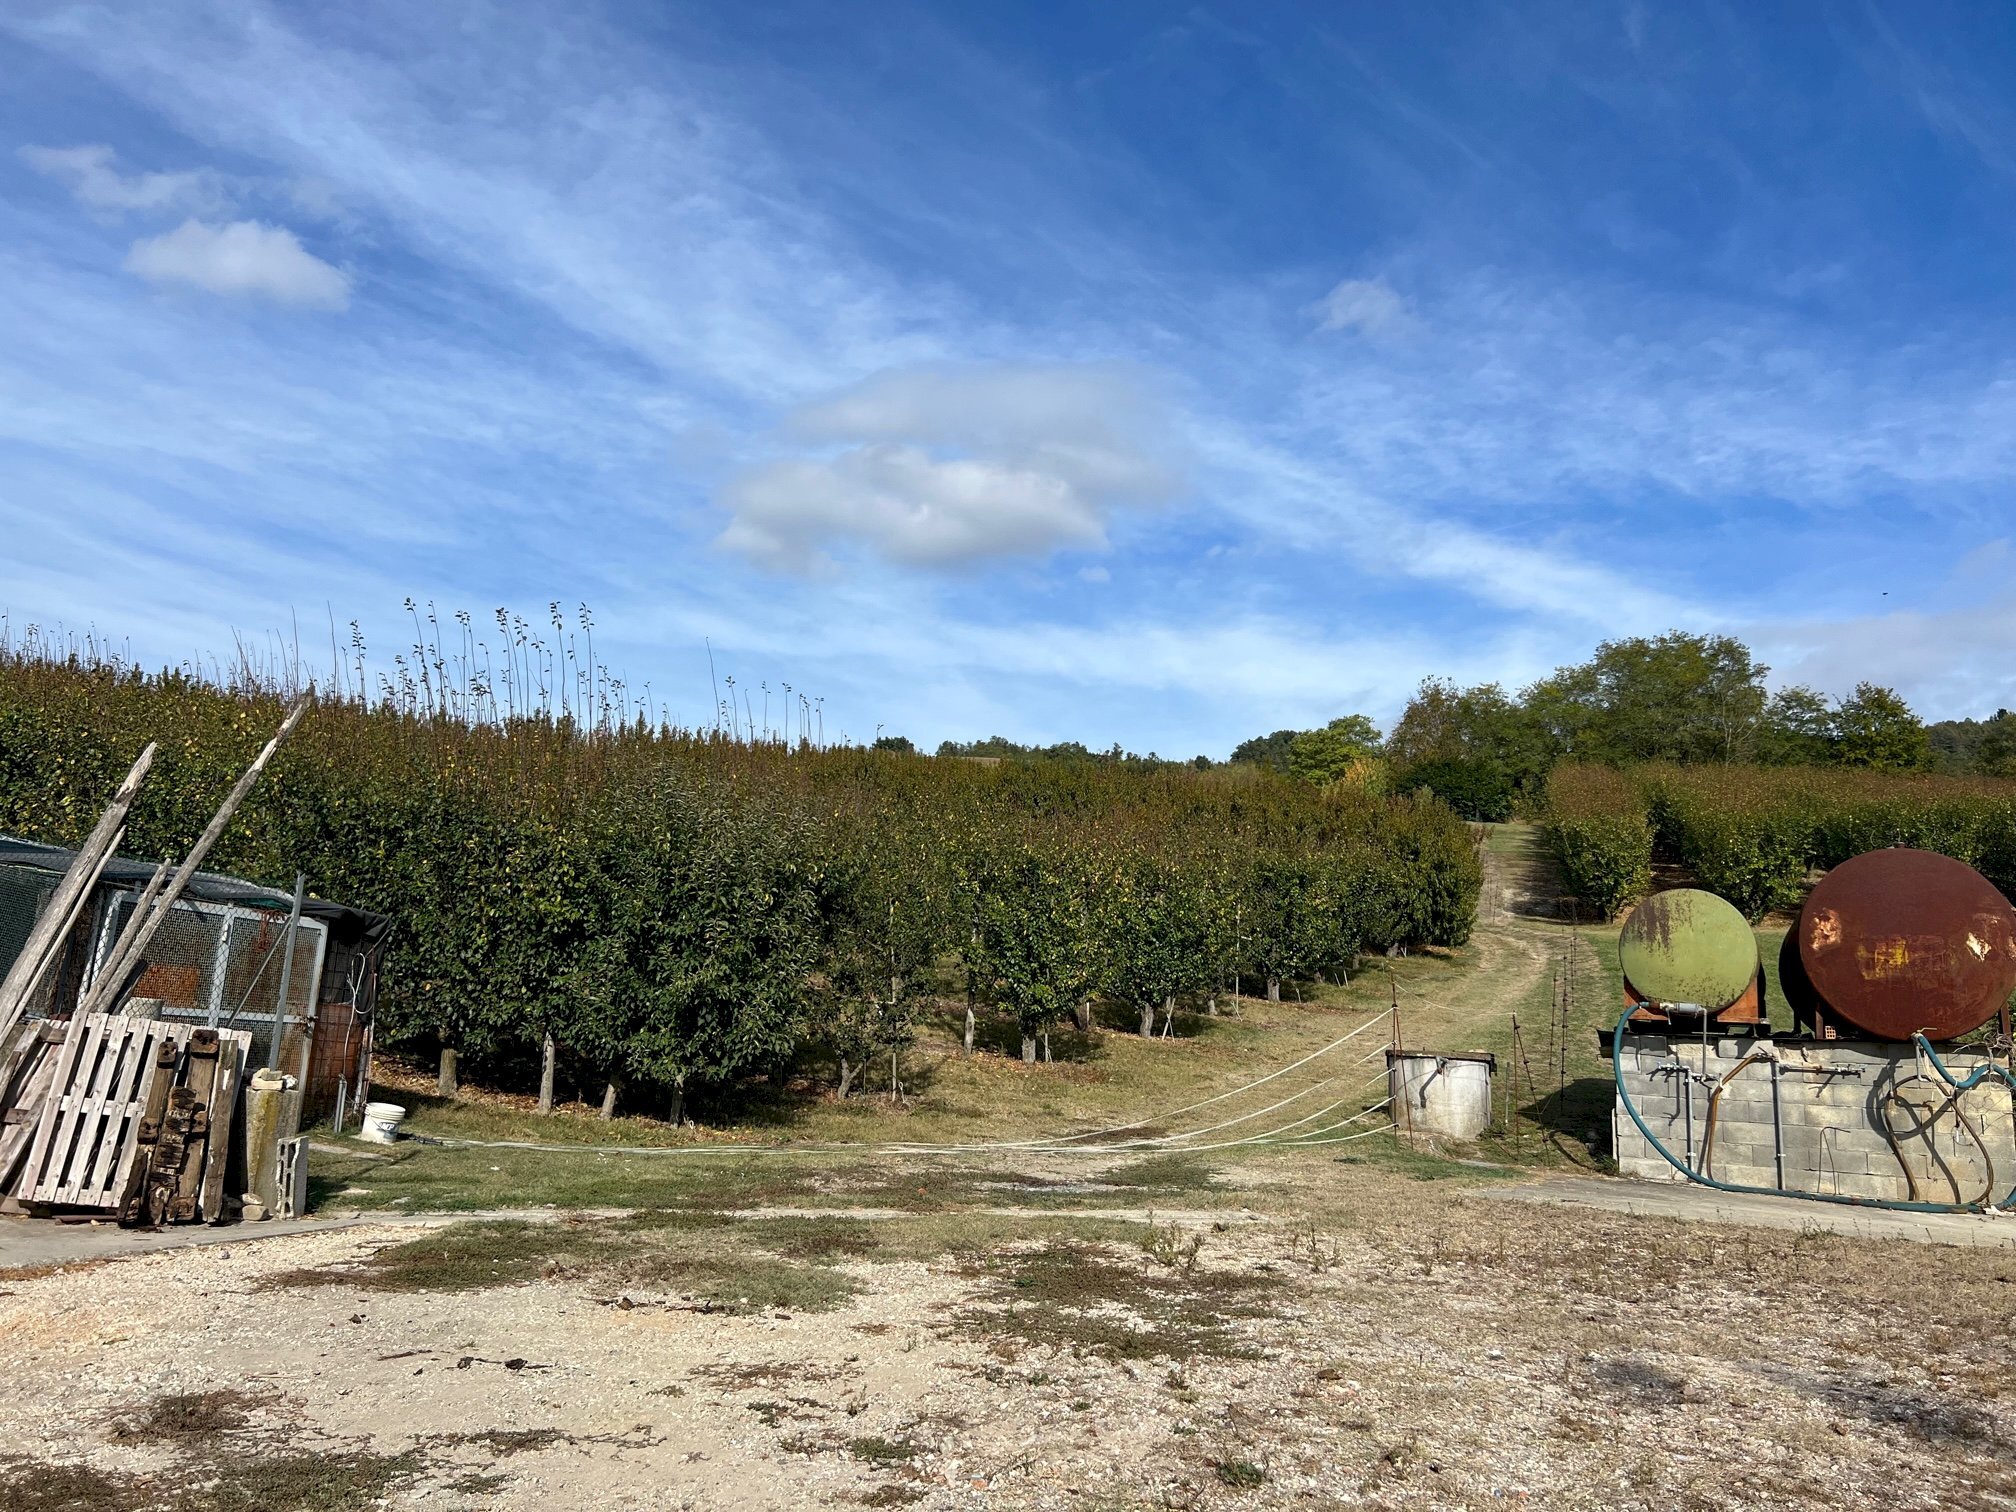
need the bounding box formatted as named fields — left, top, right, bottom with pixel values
left=109, top=1390, right=267, bottom=1444
left=265, top=1220, right=587, bottom=1294
left=847, top=1436, right=919, bottom=1465
left=957, top=1241, right=1277, bottom=1361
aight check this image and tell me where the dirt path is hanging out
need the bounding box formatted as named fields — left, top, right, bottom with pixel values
left=1386, top=824, right=1566, bottom=1060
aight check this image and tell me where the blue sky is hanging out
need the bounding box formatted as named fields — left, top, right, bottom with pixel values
left=3, top=2, right=2015, bottom=756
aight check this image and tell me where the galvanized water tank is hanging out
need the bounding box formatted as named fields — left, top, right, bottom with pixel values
left=1387, top=1050, right=1495, bottom=1139
left=1798, top=848, right=2016, bottom=1042
left=1619, top=888, right=1759, bottom=1011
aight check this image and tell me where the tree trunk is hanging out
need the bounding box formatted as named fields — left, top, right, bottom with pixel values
left=1042, top=1031, right=1051, bottom=1063
left=437, top=1046, right=458, bottom=1099
left=1162, top=996, right=1176, bottom=1038
left=837, top=1057, right=857, bottom=1100
left=668, top=1077, right=687, bottom=1127
left=1267, top=976, right=1281, bottom=1003
left=538, top=1033, right=556, bottom=1115
left=599, top=1079, right=618, bottom=1120
left=1139, top=1002, right=1156, bottom=1038
left=1021, top=1034, right=1037, bottom=1065
left=1073, top=999, right=1092, bottom=1033
left=963, top=931, right=979, bottom=1055
left=889, top=1048, right=901, bottom=1105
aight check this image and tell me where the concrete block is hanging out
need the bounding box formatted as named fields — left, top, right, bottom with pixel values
left=1802, top=1171, right=1912, bottom=1202
left=1705, top=1141, right=1783, bottom=1174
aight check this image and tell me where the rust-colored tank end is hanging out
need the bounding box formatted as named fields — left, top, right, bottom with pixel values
left=1798, top=848, right=2016, bottom=1042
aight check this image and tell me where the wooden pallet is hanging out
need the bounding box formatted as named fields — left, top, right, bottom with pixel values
left=18, top=1012, right=177, bottom=1209
left=0, top=1019, right=68, bottom=1202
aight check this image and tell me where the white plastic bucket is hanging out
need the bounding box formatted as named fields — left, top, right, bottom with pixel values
left=359, top=1102, right=408, bottom=1144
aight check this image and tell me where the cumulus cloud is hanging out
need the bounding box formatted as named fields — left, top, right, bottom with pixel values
left=719, top=363, right=1182, bottom=570
left=19, top=143, right=221, bottom=215
left=123, top=220, right=350, bottom=309
left=1311, top=276, right=1409, bottom=337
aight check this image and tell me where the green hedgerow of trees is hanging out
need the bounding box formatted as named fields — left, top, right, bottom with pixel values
left=1543, top=761, right=2016, bottom=920
left=0, top=624, right=1480, bottom=1119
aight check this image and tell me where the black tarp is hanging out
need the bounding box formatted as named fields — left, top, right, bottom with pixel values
left=0, top=835, right=392, bottom=952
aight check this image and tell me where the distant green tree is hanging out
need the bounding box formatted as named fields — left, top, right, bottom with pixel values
left=1832, top=683, right=1930, bottom=770
left=1286, top=716, right=1382, bottom=785
left=810, top=818, right=947, bottom=1099
left=1975, top=711, right=2016, bottom=777
left=1228, top=729, right=1300, bottom=773
left=1385, top=677, right=1545, bottom=811
left=1928, top=709, right=2016, bottom=776
left=1398, top=758, right=1513, bottom=821
left=872, top=734, right=916, bottom=754
left=1756, top=686, right=1836, bottom=766
left=1547, top=633, right=1769, bottom=765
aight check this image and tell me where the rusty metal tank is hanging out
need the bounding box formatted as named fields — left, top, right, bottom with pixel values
left=1798, top=848, right=2016, bottom=1041
left=1619, top=888, right=1759, bottom=1011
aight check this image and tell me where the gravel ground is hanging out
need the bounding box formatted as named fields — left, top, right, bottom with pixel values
left=5, top=1166, right=2016, bottom=1512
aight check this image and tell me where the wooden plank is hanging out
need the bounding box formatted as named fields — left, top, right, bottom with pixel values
left=199, top=1030, right=250, bottom=1223
left=0, top=1019, right=44, bottom=1102
left=118, top=1036, right=181, bottom=1226
left=83, top=1020, right=166, bottom=1206
left=0, top=742, right=156, bottom=1046
left=170, top=1030, right=221, bottom=1223
left=143, top=1088, right=196, bottom=1227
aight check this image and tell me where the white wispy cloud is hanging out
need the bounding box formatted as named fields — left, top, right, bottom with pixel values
left=123, top=219, right=351, bottom=308
left=720, top=364, right=1182, bottom=570
left=18, top=142, right=222, bottom=214
left=1310, top=276, right=1410, bottom=337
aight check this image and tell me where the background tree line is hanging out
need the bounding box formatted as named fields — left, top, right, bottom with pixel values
left=1222, top=631, right=1996, bottom=822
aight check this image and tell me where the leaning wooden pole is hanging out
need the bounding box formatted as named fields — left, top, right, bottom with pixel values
left=82, top=700, right=309, bottom=1017
left=0, top=743, right=157, bottom=1044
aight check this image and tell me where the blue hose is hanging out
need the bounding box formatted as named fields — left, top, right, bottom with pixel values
left=1611, top=1008, right=2016, bottom=1214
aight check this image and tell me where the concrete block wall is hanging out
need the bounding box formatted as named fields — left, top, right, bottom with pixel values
left=1612, top=1034, right=2016, bottom=1205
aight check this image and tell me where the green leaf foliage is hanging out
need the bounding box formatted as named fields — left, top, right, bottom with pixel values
left=0, top=629, right=1482, bottom=1114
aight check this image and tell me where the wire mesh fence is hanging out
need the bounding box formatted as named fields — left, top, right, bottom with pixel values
left=0, top=859, right=326, bottom=1074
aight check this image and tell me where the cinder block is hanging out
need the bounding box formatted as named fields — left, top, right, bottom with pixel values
left=1802, top=1171, right=1913, bottom=1202
left=1704, top=1141, right=1783, bottom=1174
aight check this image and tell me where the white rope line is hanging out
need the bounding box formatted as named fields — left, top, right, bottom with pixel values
left=880, top=1005, right=1395, bottom=1155
left=1261, top=1119, right=1398, bottom=1148
left=1151, top=1073, right=1395, bottom=1154
left=420, top=1002, right=1420, bottom=1161
left=1261, top=1097, right=1395, bottom=1143
left=1151, top=1067, right=1392, bottom=1149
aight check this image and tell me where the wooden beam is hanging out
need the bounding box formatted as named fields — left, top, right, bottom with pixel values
left=0, top=743, right=156, bottom=1043
left=83, top=700, right=308, bottom=1017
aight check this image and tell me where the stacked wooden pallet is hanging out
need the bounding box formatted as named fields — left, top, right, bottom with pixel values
left=0, top=1012, right=251, bottom=1224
